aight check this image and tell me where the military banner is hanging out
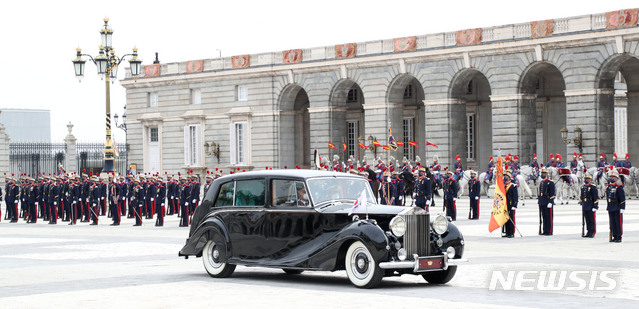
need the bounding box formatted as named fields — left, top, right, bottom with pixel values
left=489, top=156, right=509, bottom=232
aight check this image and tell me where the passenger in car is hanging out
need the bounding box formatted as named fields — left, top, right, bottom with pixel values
left=296, top=184, right=309, bottom=207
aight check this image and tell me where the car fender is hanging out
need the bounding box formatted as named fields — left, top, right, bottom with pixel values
left=438, top=223, right=465, bottom=259
left=180, top=215, right=230, bottom=258
left=308, top=219, right=390, bottom=270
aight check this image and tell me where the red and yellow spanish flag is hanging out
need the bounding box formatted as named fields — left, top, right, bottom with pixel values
left=342, top=142, right=347, bottom=151
left=358, top=142, right=367, bottom=149
left=408, top=141, right=419, bottom=146
left=489, top=156, right=509, bottom=232
left=373, top=140, right=382, bottom=147
left=397, top=141, right=404, bottom=146
left=426, top=141, right=438, bottom=148
left=328, top=142, right=337, bottom=149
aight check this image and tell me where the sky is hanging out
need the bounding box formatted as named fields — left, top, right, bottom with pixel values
left=0, top=0, right=637, bottom=143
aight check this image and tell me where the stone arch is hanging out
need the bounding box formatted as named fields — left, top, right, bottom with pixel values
left=597, top=54, right=639, bottom=163
left=278, top=84, right=310, bottom=168
left=329, top=79, right=365, bottom=163
left=386, top=74, right=426, bottom=163
left=519, top=61, right=567, bottom=164
left=447, top=68, right=492, bottom=171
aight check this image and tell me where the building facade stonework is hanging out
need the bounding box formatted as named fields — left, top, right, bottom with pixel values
left=121, top=9, right=639, bottom=176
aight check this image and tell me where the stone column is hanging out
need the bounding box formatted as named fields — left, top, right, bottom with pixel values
left=489, top=94, right=536, bottom=164
left=363, top=102, right=388, bottom=162
left=564, top=88, right=615, bottom=167
left=0, top=111, right=10, bottom=182
left=308, top=106, right=347, bottom=165
left=64, top=122, right=78, bottom=173
left=424, top=99, right=465, bottom=168
left=627, top=91, right=639, bottom=163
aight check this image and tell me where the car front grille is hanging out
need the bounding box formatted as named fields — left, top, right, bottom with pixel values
left=401, top=213, right=430, bottom=258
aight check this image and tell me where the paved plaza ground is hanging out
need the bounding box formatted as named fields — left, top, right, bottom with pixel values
left=0, top=197, right=637, bottom=308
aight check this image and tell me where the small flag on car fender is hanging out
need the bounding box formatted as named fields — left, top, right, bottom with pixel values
left=349, top=190, right=367, bottom=216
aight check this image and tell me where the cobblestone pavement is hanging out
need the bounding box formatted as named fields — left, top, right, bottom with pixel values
left=0, top=197, right=637, bottom=308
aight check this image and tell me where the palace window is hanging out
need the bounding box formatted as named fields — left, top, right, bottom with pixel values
left=403, top=118, right=415, bottom=160
left=184, top=124, right=201, bottom=166
left=230, top=121, right=249, bottom=165
left=237, top=85, right=248, bottom=102
left=191, top=88, right=201, bottom=105
left=347, top=121, right=358, bottom=159
left=466, top=113, right=475, bottom=160
left=347, top=89, right=358, bottom=103
left=149, top=127, right=158, bottom=142
left=403, top=84, right=413, bottom=99
left=149, top=92, right=158, bottom=107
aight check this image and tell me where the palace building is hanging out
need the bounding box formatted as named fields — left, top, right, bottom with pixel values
left=121, top=8, right=639, bottom=176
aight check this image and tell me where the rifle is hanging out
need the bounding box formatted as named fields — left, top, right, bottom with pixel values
left=581, top=210, right=585, bottom=237
left=538, top=208, right=542, bottom=235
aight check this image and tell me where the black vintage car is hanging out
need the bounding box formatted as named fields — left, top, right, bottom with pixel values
left=179, top=170, right=466, bottom=288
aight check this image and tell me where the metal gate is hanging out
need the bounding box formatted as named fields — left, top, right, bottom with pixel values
left=9, top=142, right=129, bottom=177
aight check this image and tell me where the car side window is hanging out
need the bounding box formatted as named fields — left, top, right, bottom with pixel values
left=272, top=179, right=309, bottom=207
left=234, top=179, right=265, bottom=206
left=215, top=181, right=235, bottom=207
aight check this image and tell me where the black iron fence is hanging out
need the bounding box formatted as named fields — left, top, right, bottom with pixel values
left=9, top=142, right=129, bottom=177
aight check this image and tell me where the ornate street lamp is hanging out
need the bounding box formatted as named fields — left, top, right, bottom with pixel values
left=73, top=18, right=142, bottom=173
left=204, top=141, right=221, bottom=164
left=560, top=126, right=583, bottom=154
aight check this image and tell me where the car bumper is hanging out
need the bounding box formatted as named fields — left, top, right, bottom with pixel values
left=378, top=254, right=468, bottom=272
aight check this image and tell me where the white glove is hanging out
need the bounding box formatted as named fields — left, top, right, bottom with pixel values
left=453, top=198, right=457, bottom=202
left=86, top=198, right=89, bottom=202
left=35, top=202, right=39, bottom=206
left=592, top=208, right=597, bottom=212
left=54, top=202, right=57, bottom=205
left=412, top=193, right=416, bottom=199
left=151, top=198, right=154, bottom=202
left=475, top=196, right=479, bottom=200
left=620, top=209, right=625, bottom=214
left=93, top=203, right=96, bottom=206
left=170, top=196, right=174, bottom=199
left=426, top=201, right=431, bottom=206
left=399, top=196, right=402, bottom=201
left=192, top=199, right=196, bottom=203
left=101, top=197, right=104, bottom=200
left=73, top=202, right=76, bottom=205
left=512, top=207, right=517, bottom=210
left=161, top=203, right=165, bottom=207
left=185, top=202, right=189, bottom=206
left=547, top=204, right=552, bottom=209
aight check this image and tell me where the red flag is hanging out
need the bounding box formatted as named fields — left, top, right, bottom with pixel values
left=358, top=142, right=367, bottom=149
left=373, top=140, right=382, bottom=147
left=382, top=145, right=390, bottom=150
left=328, top=142, right=337, bottom=149
left=397, top=141, right=404, bottom=146
left=426, top=141, right=438, bottom=148
left=342, top=142, right=347, bottom=151
left=408, top=141, right=419, bottom=146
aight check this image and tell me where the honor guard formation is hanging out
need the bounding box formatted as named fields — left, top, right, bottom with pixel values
left=2, top=152, right=630, bottom=241
left=1, top=168, right=224, bottom=227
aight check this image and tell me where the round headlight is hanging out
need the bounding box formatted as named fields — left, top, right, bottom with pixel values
left=432, top=215, right=449, bottom=235
left=397, top=248, right=408, bottom=261
left=389, top=216, right=406, bottom=237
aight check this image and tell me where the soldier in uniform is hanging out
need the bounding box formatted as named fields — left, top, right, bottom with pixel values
left=413, top=167, right=431, bottom=211
left=179, top=175, right=191, bottom=227
left=529, top=153, right=540, bottom=181
left=570, top=152, right=579, bottom=174
left=453, top=154, right=463, bottom=181
left=486, top=156, right=495, bottom=182
left=468, top=170, right=481, bottom=219
left=203, top=173, right=213, bottom=197
left=127, top=174, right=136, bottom=218
left=155, top=176, right=166, bottom=226
left=546, top=153, right=555, bottom=168
left=89, top=176, right=101, bottom=225
left=611, top=152, right=621, bottom=168
left=81, top=172, right=91, bottom=222
left=331, top=155, right=343, bottom=172
left=189, top=174, right=200, bottom=214
left=7, top=176, right=19, bottom=222
left=503, top=171, right=518, bottom=237
left=579, top=174, right=598, bottom=238
left=26, top=177, right=39, bottom=223
left=596, top=153, right=607, bottom=181
left=390, top=170, right=402, bottom=206
left=538, top=168, right=556, bottom=235
left=606, top=170, right=625, bottom=242
left=623, top=153, right=632, bottom=168
left=379, top=169, right=391, bottom=205
left=109, top=175, right=120, bottom=226
left=131, top=178, right=143, bottom=226
left=442, top=170, right=458, bottom=221
left=49, top=177, right=60, bottom=224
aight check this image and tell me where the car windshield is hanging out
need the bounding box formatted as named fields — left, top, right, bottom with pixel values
left=307, top=177, right=376, bottom=206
